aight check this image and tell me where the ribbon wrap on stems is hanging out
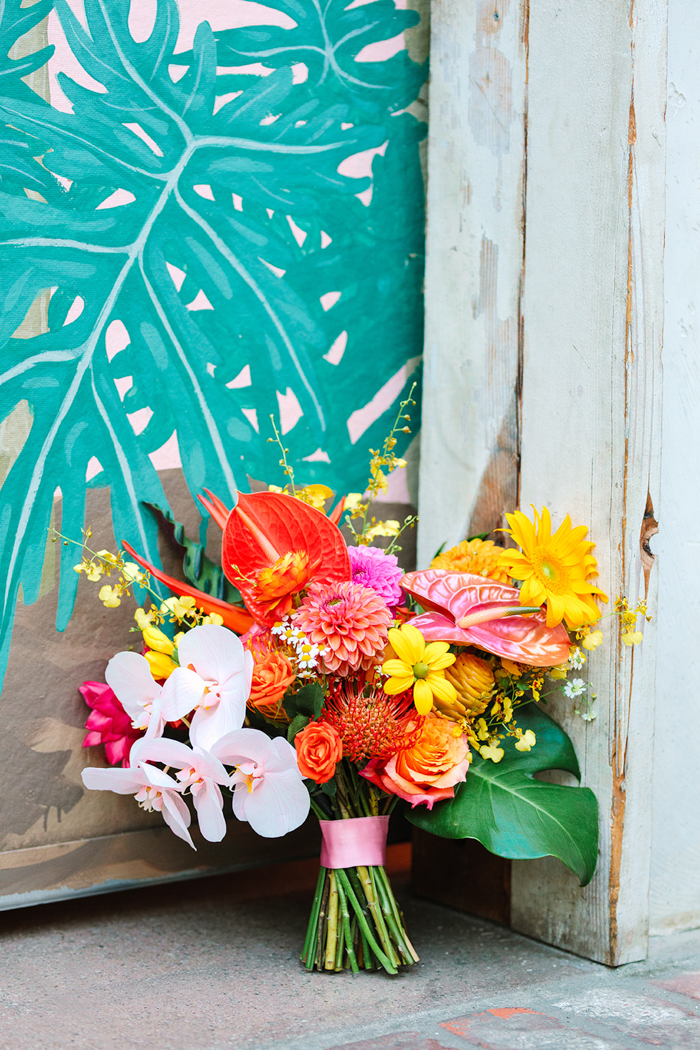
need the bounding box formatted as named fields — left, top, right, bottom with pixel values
left=319, top=815, right=390, bottom=869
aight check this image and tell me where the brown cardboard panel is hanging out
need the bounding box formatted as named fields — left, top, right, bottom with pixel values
left=0, top=818, right=321, bottom=910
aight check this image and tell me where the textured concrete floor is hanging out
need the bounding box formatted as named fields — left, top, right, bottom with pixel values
left=1, top=858, right=699, bottom=1050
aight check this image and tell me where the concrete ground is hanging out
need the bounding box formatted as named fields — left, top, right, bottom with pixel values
left=1, top=855, right=699, bottom=1050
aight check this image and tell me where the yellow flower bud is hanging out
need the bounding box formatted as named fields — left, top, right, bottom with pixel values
left=142, top=625, right=174, bottom=655
left=145, top=650, right=177, bottom=680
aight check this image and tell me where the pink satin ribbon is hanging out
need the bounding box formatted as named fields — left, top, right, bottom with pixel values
left=319, top=815, right=390, bottom=869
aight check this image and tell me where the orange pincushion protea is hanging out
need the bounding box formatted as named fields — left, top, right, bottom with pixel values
left=294, top=581, right=392, bottom=676
left=431, top=538, right=510, bottom=583
left=322, top=681, right=424, bottom=763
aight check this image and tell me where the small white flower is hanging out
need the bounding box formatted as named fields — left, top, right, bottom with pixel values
left=581, top=709, right=597, bottom=721
left=563, top=677, right=587, bottom=699
left=569, top=647, right=586, bottom=670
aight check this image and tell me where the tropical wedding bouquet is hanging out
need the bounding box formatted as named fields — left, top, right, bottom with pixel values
left=71, top=402, right=647, bottom=975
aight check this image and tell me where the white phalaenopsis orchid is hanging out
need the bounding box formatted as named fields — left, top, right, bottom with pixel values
left=81, top=740, right=193, bottom=847
left=135, top=737, right=229, bottom=842
left=105, top=651, right=164, bottom=737
left=161, top=625, right=253, bottom=751
left=211, top=728, right=310, bottom=838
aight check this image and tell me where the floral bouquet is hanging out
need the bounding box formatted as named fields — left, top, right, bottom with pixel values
left=71, top=405, right=647, bottom=974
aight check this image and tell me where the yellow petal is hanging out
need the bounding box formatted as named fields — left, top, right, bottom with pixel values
left=388, top=624, right=424, bottom=665
left=426, top=651, right=456, bottom=672
left=426, top=674, right=458, bottom=703
left=423, top=641, right=450, bottom=662
left=384, top=676, right=415, bottom=696
left=382, top=659, right=412, bottom=678
left=413, top=679, right=434, bottom=714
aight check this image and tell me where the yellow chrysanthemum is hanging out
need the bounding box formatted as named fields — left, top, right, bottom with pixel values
left=431, top=538, right=511, bottom=582
left=498, top=507, right=608, bottom=629
left=382, top=623, right=457, bottom=716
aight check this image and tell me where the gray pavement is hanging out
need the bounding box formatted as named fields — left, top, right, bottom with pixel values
left=1, top=864, right=699, bottom=1050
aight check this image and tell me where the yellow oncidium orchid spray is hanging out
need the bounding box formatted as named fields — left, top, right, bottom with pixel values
left=382, top=623, right=458, bottom=716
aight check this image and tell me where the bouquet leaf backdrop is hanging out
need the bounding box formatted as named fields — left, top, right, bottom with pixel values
left=0, top=0, right=426, bottom=686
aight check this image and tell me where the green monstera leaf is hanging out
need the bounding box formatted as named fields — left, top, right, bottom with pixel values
left=406, top=705, right=599, bottom=886
left=0, top=0, right=426, bottom=684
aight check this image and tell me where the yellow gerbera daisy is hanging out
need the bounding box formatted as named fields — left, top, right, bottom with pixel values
left=431, top=537, right=511, bottom=582
left=497, top=506, right=608, bottom=629
left=382, top=623, right=458, bottom=715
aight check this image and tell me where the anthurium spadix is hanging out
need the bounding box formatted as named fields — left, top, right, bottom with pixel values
left=81, top=742, right=193, bottom=848
left=401, top=570, right=571, bottom=667
left=162, top=624, right=253, bottom=753
left=211, top=729, right=310, bottom=838
left=135, top=738, right=230, bottom=843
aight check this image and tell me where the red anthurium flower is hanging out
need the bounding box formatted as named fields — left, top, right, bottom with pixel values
left=401, top=569, right=570, bottom=667
left=219, top=491, right=351, bottom=626
left=121, top=540, right=254, bottom=635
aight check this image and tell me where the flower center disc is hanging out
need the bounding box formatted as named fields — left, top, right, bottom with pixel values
left=413, top=661, right=430, bottom=680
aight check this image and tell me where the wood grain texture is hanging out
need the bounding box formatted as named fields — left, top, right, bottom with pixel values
left=418, top=0, right=527, bottom=565
left=649, top=0, right=700, bottom=936
left=509, top=0, right=667, bottom=965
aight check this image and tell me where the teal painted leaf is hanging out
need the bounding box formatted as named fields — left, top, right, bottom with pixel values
left=406, top=705, right=599, bottom=886
left=0, top=0, right=425, bottom=685
left=193, top=0, right=426, bottom=118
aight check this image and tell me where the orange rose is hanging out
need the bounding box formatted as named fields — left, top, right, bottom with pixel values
left=248, top=651, right=295, bottom=721
left=361, top=713, right=470, bottom=809
left=295, top=722, right=343, bottom=784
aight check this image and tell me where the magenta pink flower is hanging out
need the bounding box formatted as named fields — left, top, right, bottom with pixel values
left=347, top=545, right=403, bottom=610
left=80, top=681, right=143, bottom=767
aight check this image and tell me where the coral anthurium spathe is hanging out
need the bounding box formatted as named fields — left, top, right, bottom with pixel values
left=220, top=491, right=351, bottom=625
left=401, top=570, right=570, bottom=668
left=498, top=507, right=608, bottom=628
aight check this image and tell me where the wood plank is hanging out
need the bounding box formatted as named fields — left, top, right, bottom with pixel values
left=510, top=0, right=667, bottom=965
left=417, top=0, right=528, bottom=565
left=649, top=0, right=700, bottom=936
left=412, top=830, right=511, bottom=925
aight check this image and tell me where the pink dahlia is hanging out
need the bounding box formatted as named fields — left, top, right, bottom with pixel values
left=80, top=681, right=142, bottom=767
left=347, top=545, right=403, bottom=610
left=294, top=581, right=392, bottom=676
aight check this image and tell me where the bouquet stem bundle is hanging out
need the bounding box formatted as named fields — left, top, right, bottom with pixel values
left=302, top=859, right=418, bottom=973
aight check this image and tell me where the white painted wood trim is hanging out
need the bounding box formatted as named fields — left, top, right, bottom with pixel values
left=418, top=0, right=528, bottom=566
left=649, top=0, right=700, bottom=937
left=420, top=0, right=667, bottom=964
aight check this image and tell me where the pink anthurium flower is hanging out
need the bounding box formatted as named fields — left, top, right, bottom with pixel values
left=81, top=740, right=193, bottom=847
left=105, top=651, right=166, bottom=738
left=211, top=729, right=310, bottom=838
left=135, top=737, right=229, bottom=843
left=401, top=570, right=570, bottom=667
left=161, top=625, right=254, bottom=752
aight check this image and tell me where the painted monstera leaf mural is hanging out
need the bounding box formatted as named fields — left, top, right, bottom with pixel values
left=0, top=0, right=426, bottom=683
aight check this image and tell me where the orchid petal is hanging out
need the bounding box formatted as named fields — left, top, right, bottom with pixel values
left=193, top=781, right=226, bottom=842
left=176, top=624, right=247, bottom=688
left=160, top=667, right=205, bottom=722
left=81, top=766, right=142, bottom=794
left=236, top=769, right=310, bottom=838
left=105, top=651, right=160, bottom=720
left=189, top=694, right=246, bottom=752
left=209, top=727, right=274, bottom=767
left=160, top=790, right=195, bottom=849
